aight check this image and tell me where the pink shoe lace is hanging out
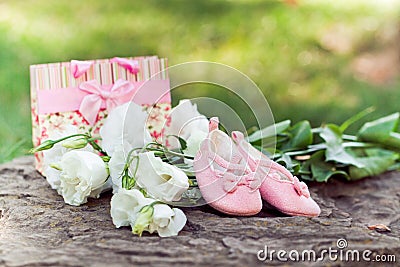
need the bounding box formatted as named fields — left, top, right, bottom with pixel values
left=203, top=118, right=263, bottom=193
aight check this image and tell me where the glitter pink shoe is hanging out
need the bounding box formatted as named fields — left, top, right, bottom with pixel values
left=193, top=118, right=262, bottom=216
left=231, top=131, right=321, bottom=217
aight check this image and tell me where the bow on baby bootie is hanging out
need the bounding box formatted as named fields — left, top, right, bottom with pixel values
left=218, top=171, right=262, bottom=194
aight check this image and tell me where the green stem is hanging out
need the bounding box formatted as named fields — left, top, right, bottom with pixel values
left=273, top=141, right=376, bottom=159
left=342, top=134, right=358, bottom=141
left=53, top=133, right=90, bottom=143
left=144, top=142, right=195, bottom=160
left=164, top=149, right=194, bottom=159
left=87, top=139, right=107, bottom=156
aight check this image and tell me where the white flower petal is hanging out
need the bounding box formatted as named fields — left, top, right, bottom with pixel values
left=135, top=152, right=189, bottom=202
left=165, top=99, right=208, bottom=149
left=110, top=188, right=153, bottom=228
left=150, top=205, right=187, bottom=237
left=170, top=208, right=187, bottom=233
left=90, top=178, right=113, bottom=199
left=57, top=151, right=108, bottom=206
left=43, top=166, right=62, bottom=190
left=100, top=102, right=152, bottom=156
left=183, top=130, right=209, bottom=157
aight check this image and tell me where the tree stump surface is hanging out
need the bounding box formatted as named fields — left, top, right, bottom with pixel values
left=0, top=156, right=399, bottom=267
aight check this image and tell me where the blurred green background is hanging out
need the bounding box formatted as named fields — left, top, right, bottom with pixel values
left=0, top=0, right=399, bottom=163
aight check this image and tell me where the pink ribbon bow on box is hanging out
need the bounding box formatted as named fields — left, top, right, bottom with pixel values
left=71, top=57, right=140, bottom=79
left=110, top=57, right=140, bottom=74
left=71, top=60, right=94, bottom=78
left=79, top=79, right=135, bottom=125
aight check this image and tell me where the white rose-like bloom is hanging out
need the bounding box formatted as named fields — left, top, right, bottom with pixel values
left=43, top=125, right=93, bottom=190
left=111, top=189, right=187, bottom=237
left=165, top=99, right=208, bottom=157
left=136, top=152, right=189, bottom=202
left=100, top=102, right=152, bottom=156
left=110, top=188, right=153, bottom=228
left=148, top=204, right=187, bottom=237
left=56, top=151, right=109, bottom=206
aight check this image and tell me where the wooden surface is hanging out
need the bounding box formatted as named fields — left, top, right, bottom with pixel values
left=0, top=157, right=399, bottom=267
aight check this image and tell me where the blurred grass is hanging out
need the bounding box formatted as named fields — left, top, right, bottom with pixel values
left=0, top=0, right=399, bottom=162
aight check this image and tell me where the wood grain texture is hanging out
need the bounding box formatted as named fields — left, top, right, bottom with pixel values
left=0, top=157, right=399, bottom=267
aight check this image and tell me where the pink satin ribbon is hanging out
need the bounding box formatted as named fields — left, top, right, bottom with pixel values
left=218, top=171, right=262, bottom=193
left=70, top=58, right=140, bottom=78
left=110, top=57, right=140, bottom=74
left=78, top=79, right=134, bottom=125
left=71, top=60, right=94, bottom=78
left=37, top=79, right=171, bottom=125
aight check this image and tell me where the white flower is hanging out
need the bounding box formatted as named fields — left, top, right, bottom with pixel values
left=54, top=151, right=109, bottom=206
left=136, top=152, right=189, bottom=202
left=100, top=102, right=152, bottom=156
left=110, top=189, right=187, bottom=237
left=110, top=188, right=153, bottom=228
left=165, top=99, right=208, bottom=157
left=148, top=204, right=187, bottom=237
left=42, top=125, right=93, bottom=189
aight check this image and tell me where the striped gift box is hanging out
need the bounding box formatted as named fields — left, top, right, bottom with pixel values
left=30, top=56, right=171, bottom=174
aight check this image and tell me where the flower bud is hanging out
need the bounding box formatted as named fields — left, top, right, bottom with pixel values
left=49, top=163, right=62, bottom=171
left=132, top=205, right=154, bottom=236
left=101, top=156, right=111, bottom=162
left=122, top=171, right=136, bottom=190
left=30, top=139, right=55, bottom=153
left=62, top=138, right=88, bottom=149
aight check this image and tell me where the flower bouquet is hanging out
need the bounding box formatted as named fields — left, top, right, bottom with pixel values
left=31, top=100, right=207, bottom=237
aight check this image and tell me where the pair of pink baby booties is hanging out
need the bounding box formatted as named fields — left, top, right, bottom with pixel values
left=193, top=118, right=321, bottom=217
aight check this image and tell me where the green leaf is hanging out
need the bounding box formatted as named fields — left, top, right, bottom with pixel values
left=348, top=150, right=399, bottom=180
left=320, top=124, right=365, bottom=168
left=388, top=162, right=400, bottom=171
left=299, top=174, right=312, bottom=181
left=358, top=112, right=399, bottom=143
left=248, top=120, right=291, bottom=142
left=178, top=137, right=188, bottom=151
left=339, top=106, right=375, bottom=132
left=309, top=151, right=349, bottom=182
left=364, top=147, right=398, bottom=157
left=298, top=159, right=313, bottom=181
left=276, top=153, right=300, bottom=174
left=168, top=135, right=188, bottom=151
left=282, top=120, right=313, bottom=151
left=384, top=132, right=400, bottom=150
left=339, top=148, right=399, bottom=180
